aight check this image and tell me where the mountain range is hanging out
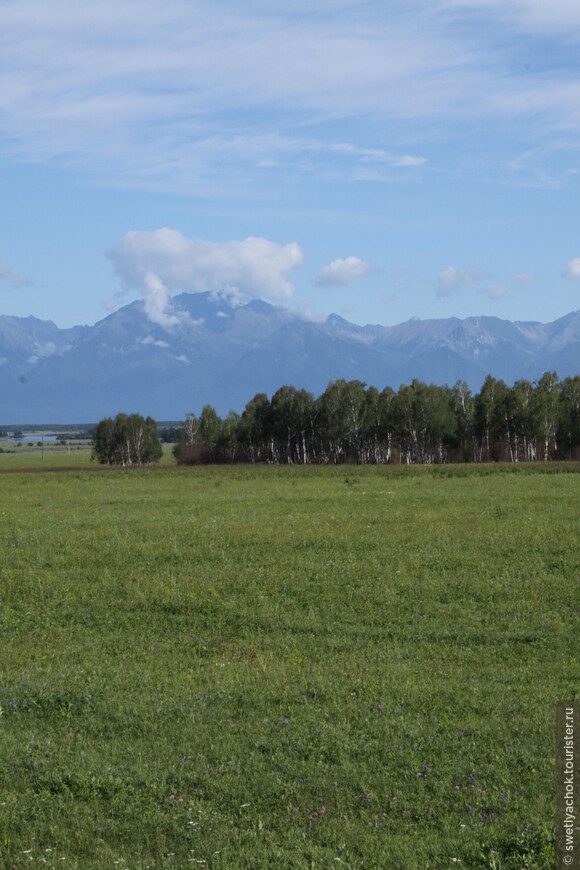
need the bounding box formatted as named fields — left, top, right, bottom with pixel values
left=1, top=293, right=579, bottom=423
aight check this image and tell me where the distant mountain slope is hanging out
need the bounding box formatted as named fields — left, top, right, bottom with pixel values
left=0, top=315, right=88, bottom=376
left=1, top=294, right=579, bottom=423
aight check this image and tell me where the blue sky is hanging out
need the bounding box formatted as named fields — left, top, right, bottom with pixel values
left=1, top=0, right=580, bottom=329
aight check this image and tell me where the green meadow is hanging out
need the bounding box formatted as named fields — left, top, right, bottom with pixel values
left=0, top=462, right=578, bottom=868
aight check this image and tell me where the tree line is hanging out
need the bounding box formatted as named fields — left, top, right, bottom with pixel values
left=171, top=372, right=580, bottom=465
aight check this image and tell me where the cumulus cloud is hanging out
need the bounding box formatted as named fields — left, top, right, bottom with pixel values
left=107, top=228, right=304, bottom=328
left=482, top=283, right=509, bottom=300
left=565, top=257, right=580, bottom=279
left=437, top=266, right=488, bottom=297
left=316, top=256, right=376, bottom=287
left=142, top=271, right=181, bottom=328
left=0, top=263, right=33, bottom=287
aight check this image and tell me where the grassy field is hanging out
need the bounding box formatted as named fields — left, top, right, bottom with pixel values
left=0, top=440, right=175, bottom=468
left=0, top=440, right=93, bottom=467
left=0, top=462, right=578, bottom=868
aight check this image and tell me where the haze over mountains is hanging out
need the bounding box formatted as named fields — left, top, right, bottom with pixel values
left=1, top=293, right=579, bottom=424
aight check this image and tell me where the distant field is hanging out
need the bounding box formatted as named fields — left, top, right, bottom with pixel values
left=0, top=439, right=93, bottom=467
left=0, top=440, right=176, bottom=469
left=0, top=464, right=578, bottom=868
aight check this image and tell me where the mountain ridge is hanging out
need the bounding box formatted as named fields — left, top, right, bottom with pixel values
left=1, top=294, right=579, bottom=423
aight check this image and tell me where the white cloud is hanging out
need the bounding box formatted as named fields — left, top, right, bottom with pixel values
left=511, top=271, right=535, bottom=284
left=141, top=336, right=170, bottom=348
left=0, top=3, right=448, bottom=190
left=316, top=256, right=376, bottom=287
left=438, top=266, right=460, bottom=296
left=0, top=263, right=33, bottom=287
left=452, top=0, right=580, bottom=33
left=392, top=155, right=427, bottom=167
left=565, top=257, right=580, bottom=279
left=482, top=283, right=509, bottom=300
left=2, top=0, right=579, bottom=192
left=330, top=144, right=426, bottom=168
left=107, top=228, right=304, bottom=327
left=26, top=341, right=58, bottom=364
left=437, top=266, right=488, bottom=297
left=295, top=298, right=325, bottom=323
left=331, top=143, right=388, bottom=161
left=143, top=271, right=181, bottom=329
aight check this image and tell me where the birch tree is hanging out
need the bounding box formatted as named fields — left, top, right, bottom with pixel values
left=92, top=413, right=162, bottom=466
left=533, top=372, right=560, bottom=460
left=558, top=375, right=580, bottom=459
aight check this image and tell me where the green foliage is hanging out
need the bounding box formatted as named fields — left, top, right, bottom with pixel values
left=179, top=373, right=580, bottom=465
left=0, top=463, right=577, bottom=866
left=92, top=412, right=163, bottom=466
